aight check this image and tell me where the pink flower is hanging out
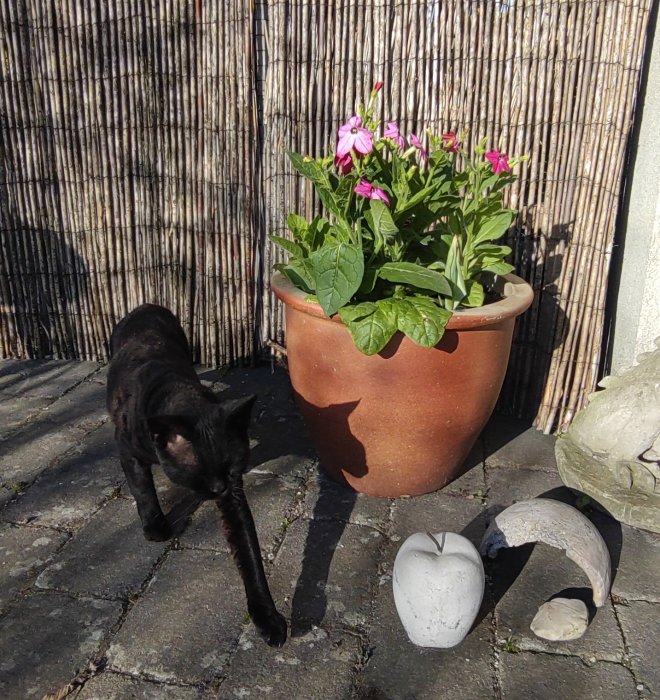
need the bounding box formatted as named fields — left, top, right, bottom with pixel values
left=384, top=122, right=406, bottom=151
left=336, top=116, right=373, bottom=158
left=409, top=132, right=428, bottom=160
left=334, top=152, right=353, bottom=175
left=485, top=150, right=510, bottom=174
left=354, top=179, right=390, bottom=206
left=373, top=81, right=384, bottom=93
left=442, top=131, right=460, bottom=153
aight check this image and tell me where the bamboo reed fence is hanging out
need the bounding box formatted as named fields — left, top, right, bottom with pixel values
left=0, top=0, right=654, bottom=433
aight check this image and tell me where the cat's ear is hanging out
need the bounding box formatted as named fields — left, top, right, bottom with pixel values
left=221, top=395, right=257, bottom=435
left=147, top=415, right=197, bottom=452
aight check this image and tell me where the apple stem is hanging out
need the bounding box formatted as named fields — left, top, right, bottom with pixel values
left=426, top=532, right=446, bottom=554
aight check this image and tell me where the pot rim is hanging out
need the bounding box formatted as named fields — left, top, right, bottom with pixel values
left=272, top=270, right=534, bottom=330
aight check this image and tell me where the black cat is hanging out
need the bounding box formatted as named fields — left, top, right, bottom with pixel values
left=106, top=303, right=287, bottom=647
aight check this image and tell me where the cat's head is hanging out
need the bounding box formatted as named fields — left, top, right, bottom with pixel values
left=147, top=395, right=256, bottom=496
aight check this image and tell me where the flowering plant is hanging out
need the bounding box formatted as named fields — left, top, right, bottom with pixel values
left=272, top=84, right=527, bottom=355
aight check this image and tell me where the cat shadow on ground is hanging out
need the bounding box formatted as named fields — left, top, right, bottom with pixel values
left=288, top=398, right=363, bottom=637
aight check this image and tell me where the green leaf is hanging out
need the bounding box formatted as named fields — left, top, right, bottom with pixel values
left=288, top=151, right=325, bottom=181
left=309, top=243, right=364, bottom=316
left=482, top=261, right=515, bottom=275
left=274, top=260, right=315, bottom=293
left=365, top=200, right=398, bottom=238
left=270, top=234, right=305, bottom=259
left=337, top=301, right=377, bottom=323
left=472, top=211, right=515, bottom=245
left=463, top=280, right=485, bottom=307
left=286, top=213, right=309, bottom=242
left=339, top=298, right=398, bottom=355
left=446, top=235, right=467, bottom=302
left=474, top=243, right=512, bottom=257
left=306, top=216, right=331, bottom=251
left=288, top=151, right=344, bottom=221
left=378, top=262, right=451, bottom=296
left=396, top=296, right=452, bottom=348
left=358, top=266, right=379, bottom=295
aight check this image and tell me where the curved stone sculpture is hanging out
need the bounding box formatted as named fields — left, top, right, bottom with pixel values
left=555, top=339, right=660, bottom=533
left=393, top=532, right=485, bottom=648
left=479, top=498, right=611, bottom=607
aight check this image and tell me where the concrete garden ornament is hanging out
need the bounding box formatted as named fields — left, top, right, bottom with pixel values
left=392, top=532, right=485, bottom=648
left=555, top=339, right=660, bottom=533
left=392, top=499, right=611, bottom=648
left=480, top=498, right=611, bottom=641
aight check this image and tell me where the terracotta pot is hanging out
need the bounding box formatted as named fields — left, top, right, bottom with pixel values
left=272, top=271, right=533, bottom=497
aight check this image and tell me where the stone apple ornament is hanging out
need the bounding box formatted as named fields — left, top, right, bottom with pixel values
left=392, top=532, right=485, bottom=648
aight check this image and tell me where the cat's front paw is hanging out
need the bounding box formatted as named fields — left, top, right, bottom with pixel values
left=142, top=519, right=172, bottom=542
left=252, top=608, right=288, bottom=647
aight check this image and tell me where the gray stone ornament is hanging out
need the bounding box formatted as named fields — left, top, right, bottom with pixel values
left=555, top=338, right=660, bottom=533
left=392, top=532, right=485, bottom=648
left=480, top=498, right=611, bottom=608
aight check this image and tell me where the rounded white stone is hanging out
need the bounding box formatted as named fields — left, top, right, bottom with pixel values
left=392, top=532, right=485, bottom=648
left=530, top=597, right=589, bottom=641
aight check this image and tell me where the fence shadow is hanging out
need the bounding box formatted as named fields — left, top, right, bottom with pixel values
left=0, top=223, right=89, bottom=359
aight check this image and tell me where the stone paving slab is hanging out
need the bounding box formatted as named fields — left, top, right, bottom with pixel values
left=483, top=414, right=559, bottom=472
left=0, top=485, right=13, bottom=508
left=615, top=600, right=660, bottom=697
left=443, top=444, right=488, bottom=500
left=217, top=625, right=362, bottom=700
left=485, top=464, right=570, bottom=511
left=0, top=522, right=69, bottom=611
left=0, top=591, right=121, bottom=699
left=38, top=378, right=109, bottom=434
left=493, top=543, right=625, bottom=663
left=178, top=472, right=300, bottom=558
left=0, top=418, right=89, bottom=486
left=35, top=497, right=167, bottom=599
left=498, top=651, right=639, bottom=700
left=75, top=672, right=212, bottom=699
left=268, top=517, right=384, bottom=635
left=2, top=422, right=124, bottom=530
left=106, top=548, right=247, bottom=685
left=0, top=360, right=101, bottom=398
left=390, top=488, right=489, bottom=547
left=1, top=360, right=658, bottom=700
left=303, top=471, right=392, bottom=532
left=603, top=519, right=660, bottom=603
left=0, top=395, right=53, bottom=438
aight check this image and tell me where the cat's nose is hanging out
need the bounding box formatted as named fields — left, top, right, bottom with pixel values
left=208, top=477, right=227, bottom=496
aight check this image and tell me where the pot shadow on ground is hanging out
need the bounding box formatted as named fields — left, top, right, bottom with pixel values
left=464, top=486, right=623, bottom=631
left=289, top=396, right=363, bottom=636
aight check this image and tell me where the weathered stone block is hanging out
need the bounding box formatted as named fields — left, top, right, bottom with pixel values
left=2, top=422, right=124, bottom=530
left=35, top=498, right=167, bottom=599
left=499, top=651, right=638, bottom=700
left=0, top=523, right=68, bottom=610
left=616, top=600, right=660, bottom=697
left=218, top=625, right=361, bottom=700
left=0, top=591, right=121, bottom=699
left=179, top=473, right=300, bottom=557
left=106, top=549, right=246, bottom=684
left=268, top=518, right=383, bottom=634
left=76, top=672, right=211, bottom=699
left=303, top=471, right=392, bottom=531
left=0, top=360, right=101, bottom=398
